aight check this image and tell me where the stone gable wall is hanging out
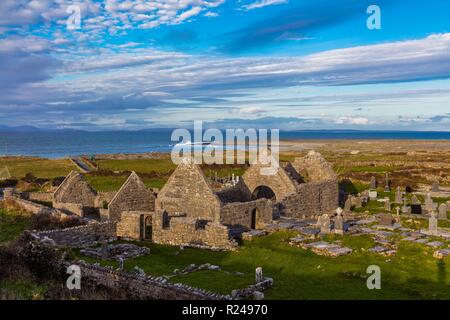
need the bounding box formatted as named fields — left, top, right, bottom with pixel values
left=292, top=151, right=337, bottom=182
left=53, top=171, right=97, bottom=207
left=242, top=165, right=297, bottom=201
left=108, top=172, right=156, bottom=221
left=156, top=162, right=221, bottom=221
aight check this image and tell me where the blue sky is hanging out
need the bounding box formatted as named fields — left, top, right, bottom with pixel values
left=1, top=0, right=450, bottom=131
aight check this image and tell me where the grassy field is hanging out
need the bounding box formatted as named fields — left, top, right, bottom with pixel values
left=0, top=158, right=76, bottom=179
left=73, top=230, right=450, bottom=299
left=0, top=207, right=31, bottom=245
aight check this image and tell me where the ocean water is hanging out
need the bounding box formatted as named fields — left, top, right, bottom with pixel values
left=0, top=130, right=449, bottom=159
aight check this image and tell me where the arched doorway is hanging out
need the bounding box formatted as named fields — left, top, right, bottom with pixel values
left=252, top=186, right=276, bottom=201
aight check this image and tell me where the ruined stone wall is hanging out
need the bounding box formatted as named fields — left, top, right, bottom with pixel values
left=156, top=161, right=221, bottom=221
left=292, top=151, right=337, bottom=182
left=280, top=180, right=339, bottom=218
left=116, top=211, right=152, bottom=240
left=215, top=182, right=252, bottom=204
left=242, top=164, right=297, bottom=201
left=32, top=221, right=117, bottom=247
left=5, top=196, right=66, bottom=217
left=64, top=261, right=228, bottom=300
left=53, top=202, right=84, bottom=216
left=53, top=171, right=97, bottom=207
left=153, top=213, right=237, bottom=250
left=20, top=192, right=53, bottom=203
left=220, top=199, right=273, bottom=229
left=108, top=172, right=155, bottom=221
left=94, top=192, right=117, bottom=207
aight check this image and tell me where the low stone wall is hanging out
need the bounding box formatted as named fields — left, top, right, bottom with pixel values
left=153, top=213, right=237, bottom=250
left=63, top=260, right=229, bottom=300
left=21, top=192, right=53, bottom=203
left=221, top=199, right=273, bottom=229
left=54, top=201, right=84, bottom=216
left=5, top=196, right=65, bottom=217
left=32, top=221, right=117, bottom=248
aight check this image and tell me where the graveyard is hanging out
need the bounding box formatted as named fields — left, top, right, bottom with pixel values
left=1, top=139, right=450, bottom=300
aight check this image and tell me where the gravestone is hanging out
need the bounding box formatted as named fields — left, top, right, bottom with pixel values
left=425, top=193, right=434, bottom=213
left=334, top=208, right=344, bottom=235
left=384, top=199, right=391, bottom=212
left=431, top=182, right=440, bottom=192
left=370, top=176, right=377, bottom=189
left=344, top=197, right=352, bottom=212
left=118, top=257, right=124, bottom=271
left=438, top=203, right=448, bottom=220
left=395, top=187, right=402, bottom=203
left=396, top=206, right=400, bottom=217
left=379, top=213, right=395, bottom=226
left=428, top=211, right=438, bottom=236
left=384, top=173, right=390, bottom=192
left=255, top=267, right=263, bottom=283
left=369, top=190, right=378, bottom=200
left=318, top=214, right=331, bottom=234
left=353, top=196, right=362, bottom=209
left=401, top=198, right=411, bottom=214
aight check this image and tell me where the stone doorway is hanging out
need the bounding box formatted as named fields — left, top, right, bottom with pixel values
left=140, top=215, right=153, bottom=240
left=251, top=208, right=259, bottom=229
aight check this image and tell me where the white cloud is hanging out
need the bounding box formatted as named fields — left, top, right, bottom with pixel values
left=243, top=0, right=288, bottom=10
left=335, top=116, right=370, bottom=125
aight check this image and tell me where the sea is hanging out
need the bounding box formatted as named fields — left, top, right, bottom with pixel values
left=1, top=130, right=450, bottom=159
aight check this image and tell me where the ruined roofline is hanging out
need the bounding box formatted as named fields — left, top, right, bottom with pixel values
left=53, top=170, right=98, bottom=201
left=291, top=150, right=338, bottom=183
left=158, top=158, right=222, bottom=206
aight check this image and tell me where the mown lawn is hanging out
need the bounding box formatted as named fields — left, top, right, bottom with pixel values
left=74, top=231, right=450, bottom=300
left=0, top=158, right=76, bottom=179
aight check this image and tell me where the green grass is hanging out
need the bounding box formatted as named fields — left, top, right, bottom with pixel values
left=96, top=159, right=176, bottom=174
left=85, top=175, right=128, bottom=192
left=74, top=231, right=450, bottom=299
left=0, top=279, right=47, bottom=300
left=0, top=207, right=32, bottom=245
left=0, top=158, right=76, bottom=179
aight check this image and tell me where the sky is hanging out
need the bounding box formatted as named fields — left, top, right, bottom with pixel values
left=0, top=0, right=450, bottom=131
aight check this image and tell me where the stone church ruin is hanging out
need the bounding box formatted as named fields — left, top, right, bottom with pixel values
left=8, top=151, right=339, bottom=250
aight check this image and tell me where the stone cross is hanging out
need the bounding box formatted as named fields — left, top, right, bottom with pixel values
left=370, top=176, right=377, bottom=189
left=428, top=211, right=438, bottom=236
left=255, top=267, right=263, bottom=283
left=334, top=208, right=344, bottom=235
left=438, top=203, right=448, bottom=220
left=401, top=198, right=409, bottom=214
left=318, top=214, right=331, bottom=234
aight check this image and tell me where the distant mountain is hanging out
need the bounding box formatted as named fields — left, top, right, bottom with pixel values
left=0, top=125, right=82, bottom=133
